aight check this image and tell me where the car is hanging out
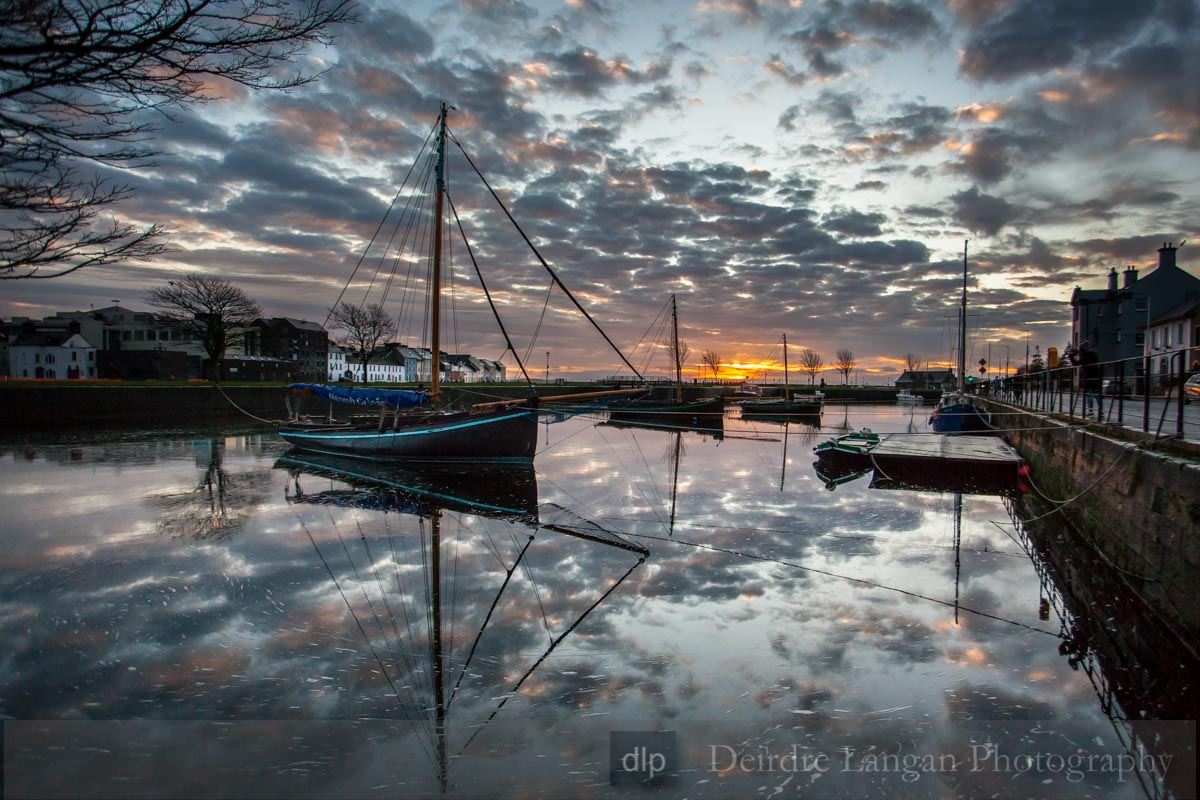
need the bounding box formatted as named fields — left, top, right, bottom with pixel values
left=1101, top=379, right=1132, bottom=396
left=1185, top=373, right=1200, bottom=403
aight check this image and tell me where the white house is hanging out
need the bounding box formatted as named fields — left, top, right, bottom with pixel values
left=10, top=331, right=98, bottom=379
left=343, top=349, right=405, bottom=383
left=327, top=344, right=349, bottom=381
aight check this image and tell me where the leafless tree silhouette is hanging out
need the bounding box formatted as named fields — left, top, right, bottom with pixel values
left=146, top=274, right=263, bottom=380
left=1, top=0, right=354, bottom=279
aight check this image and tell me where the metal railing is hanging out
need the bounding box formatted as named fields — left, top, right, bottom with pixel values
left=977, top=350, right=1196, bottom=440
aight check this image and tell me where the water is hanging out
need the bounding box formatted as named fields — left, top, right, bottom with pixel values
left=0, top=405, right=1192, bottom=799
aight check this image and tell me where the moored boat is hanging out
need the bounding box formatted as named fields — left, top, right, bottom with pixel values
left=277, top=104, right=643, bottom=460
left=930, top=241, right=991, bottom=434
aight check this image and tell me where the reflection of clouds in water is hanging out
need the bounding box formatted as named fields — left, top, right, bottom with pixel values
left=0, top=413, right=1161, bottom=796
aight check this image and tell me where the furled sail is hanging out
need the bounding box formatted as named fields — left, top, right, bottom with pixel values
left=287, top=383, right=429, bottom=408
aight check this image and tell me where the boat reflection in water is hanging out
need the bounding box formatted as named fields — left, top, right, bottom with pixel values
left=277, top=450, right=541, bottom=520
left=273, top=451, right=648, bottom=794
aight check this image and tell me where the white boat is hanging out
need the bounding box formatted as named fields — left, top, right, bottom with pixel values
left=896, top=389, right=922, bottom=405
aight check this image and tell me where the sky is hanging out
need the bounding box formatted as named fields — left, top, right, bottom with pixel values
left=3, top=0, right=1198, bottom=381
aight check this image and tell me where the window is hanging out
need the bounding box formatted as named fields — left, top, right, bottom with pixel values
left=1135, top=331, right=1145, bottom=345
left=1135, top=296, right=1148, bottom=312
left=1115, top=330, right=1121, bottom=343
left=35, top=353, right=40, bottom=364
left=134, top=330, right=144, bottom=341
left=71, top=351, right=77, bottom=361
left=1177, top=323, right=1185, bottom=344
left=1165, top=328, right=1172, bottom=347
left=1153, top=330, right=1160, bottom=348
left=122, top=330, right=132, bottom=341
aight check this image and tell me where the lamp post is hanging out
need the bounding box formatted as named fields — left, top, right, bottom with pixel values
left=545, top=350, right=550, bottom=384
left=1025, top=331, right=1030, bottom=375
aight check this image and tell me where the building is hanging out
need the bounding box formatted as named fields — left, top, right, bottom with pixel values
left=895, top=369, right=954, bottom=388
left=252, top=318, right=329, bottom=382
left=1070, top=243, right=1200, bottom=369
left=343, top=346, right=405, bottom=383
left=1146, top=298, right=1200, bottom=383
left=327, top=343, right=349, bottom=381
left=8, top=323, right=99, bottom=379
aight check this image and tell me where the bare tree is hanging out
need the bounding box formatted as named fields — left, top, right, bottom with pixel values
left=1, top=0, right=355, bottom=279
left=904, top=352, right=923, bottom=373
left=834, top=349, right=856, bottom=384
left=700, top=350, right=721, bottom=381
left=798, top=348, right=823, bottom=385
left=329, top=302, right=397, bottom=384
left=146, top=274, right=263, bottom=381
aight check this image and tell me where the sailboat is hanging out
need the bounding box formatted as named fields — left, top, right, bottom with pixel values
left=930, top=240, right=992, bottom=434
left=607, top=295, right=726, bottom=427
left=279, top=103, right=644, bottom=460
left=740, top=333, right=822, bottom=416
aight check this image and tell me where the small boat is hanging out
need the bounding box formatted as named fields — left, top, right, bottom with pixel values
left=813, top=429, right=882, bottom=459
left=728, top=383, right=762, bottom=400
left=930, top=240, right=991, bottom=434
left=895, top=389, right=922, bottom=405
left=739, top=333, right=822, bottom=417
left=609, top=295, right=726, bottom=425
left=279, top=104, right=643, bottom=460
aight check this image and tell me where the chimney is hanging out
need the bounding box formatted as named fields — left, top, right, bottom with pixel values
left=1158, top=241, right=1177, bottom=270
left=1107, top=266, right=1118, bottom=292
left=1123, top=265, right=1138, bottom=288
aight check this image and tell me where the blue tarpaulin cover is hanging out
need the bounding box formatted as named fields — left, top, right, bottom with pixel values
left=288, top=383, right=429, bottom=408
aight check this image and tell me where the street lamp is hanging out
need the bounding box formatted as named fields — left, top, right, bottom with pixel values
left=545, top=350, right=550, bottom=384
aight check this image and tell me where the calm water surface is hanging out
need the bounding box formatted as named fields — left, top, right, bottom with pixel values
left=0, top=405, right=1191, bottom=799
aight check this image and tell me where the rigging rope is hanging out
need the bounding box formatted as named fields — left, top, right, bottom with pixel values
left=448, top=129, right=644, bottom=381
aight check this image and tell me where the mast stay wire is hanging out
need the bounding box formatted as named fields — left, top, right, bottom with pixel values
left=323, top=119, right=439, bottom=330
left=447, top=129, right=644, bottom=381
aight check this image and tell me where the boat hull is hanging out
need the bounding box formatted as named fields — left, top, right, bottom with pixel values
left=279, top=408, right=538, bottom=461
left=929, top=400, right=991, bottom=434
left=740, top=399, right=822, bottom=416
left=608, top=396, right=726, bottom=425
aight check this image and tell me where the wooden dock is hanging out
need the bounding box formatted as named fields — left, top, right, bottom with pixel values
left=868, top=433, right=1023, bottom=495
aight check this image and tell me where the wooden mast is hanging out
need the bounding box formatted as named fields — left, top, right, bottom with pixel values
left=782, top=333, right=789, bottom=403
left=431, top=510, right=448, bottom=789
left=958, top=239, right=968, bottom=395
left=671, top=294, right=683, bottom=403
left=430, top=103, right=448, bottom=406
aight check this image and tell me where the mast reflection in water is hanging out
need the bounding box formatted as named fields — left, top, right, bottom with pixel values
left=0, top=408, right=1193, bottom=799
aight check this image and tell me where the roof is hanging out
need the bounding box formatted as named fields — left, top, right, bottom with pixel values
left=261, top=317, right=326, bottom=332
left=1149, top=297, right=1200, bottom=325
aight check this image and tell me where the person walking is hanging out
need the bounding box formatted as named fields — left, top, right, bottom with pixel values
left=1071, top=340, right=1102, bottom=419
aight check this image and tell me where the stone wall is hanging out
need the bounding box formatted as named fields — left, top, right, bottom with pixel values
left=982, top=399, right=1200, bottom=648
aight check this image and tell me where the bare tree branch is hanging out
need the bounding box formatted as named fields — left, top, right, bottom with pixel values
left=834, top=348, right=855, bottom=384
left=700, top=349, right=721, bottom=381
left=1, top=0, right=355, bottom=278
left=328, top=301, right=396, bottom=384
left=145, top=272, right=263, bottom=380
left=798, top=347, right=823, bottom=385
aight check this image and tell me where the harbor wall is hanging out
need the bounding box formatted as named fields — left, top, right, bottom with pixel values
left=981, top=399, right=1200, bottom=648
left=0, top=383, right=644, bottom=429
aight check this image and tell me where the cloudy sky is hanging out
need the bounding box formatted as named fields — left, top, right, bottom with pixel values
left=4, top=0, right=1198, bottom=380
